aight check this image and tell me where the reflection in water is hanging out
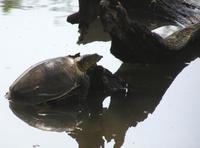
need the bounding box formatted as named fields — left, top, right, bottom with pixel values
left=1, top=0, right=22, bottom=12
left=9, top=62, right=187, bottom=148
left=9, top=99, right=87, bottom=132
left=0, top=0, right=75, bottom=13
left=105, top=63, right=187, bottom=148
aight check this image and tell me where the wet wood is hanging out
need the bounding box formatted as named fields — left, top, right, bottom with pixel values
left=67, top=0, right=200, bottom=44
left=100, top=1, right=200, bottom=63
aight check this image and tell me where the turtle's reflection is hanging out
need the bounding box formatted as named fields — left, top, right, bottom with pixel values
left=9, top=63, right=187, bottom=148
left=9, top=101, right=83, bottom=132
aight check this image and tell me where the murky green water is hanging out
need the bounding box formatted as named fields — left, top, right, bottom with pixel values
left=1, top=1, right=200, bottom=148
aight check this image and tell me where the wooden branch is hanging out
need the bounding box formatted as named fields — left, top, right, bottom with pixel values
left=67, top=0, right=200, bottom=43
left=100, top=1, right=200, bottom=64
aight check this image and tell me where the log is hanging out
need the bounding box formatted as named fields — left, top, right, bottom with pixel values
left=120, top=0, right=200, bottom=28
left=67, top=0, right=200, bottom=43
left=100, top=1, right=200, bottom=63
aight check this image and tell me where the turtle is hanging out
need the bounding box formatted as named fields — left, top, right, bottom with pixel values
left=6, top=53, right=103, bottom=105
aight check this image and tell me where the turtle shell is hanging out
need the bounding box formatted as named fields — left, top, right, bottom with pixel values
left=8, top=56, right=84, bottom=105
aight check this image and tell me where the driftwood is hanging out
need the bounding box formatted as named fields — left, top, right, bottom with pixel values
left=119, top=0, right=200, bottom=28
left=67, top=0, right=200, bottom=64
left=100, top=1, right=200, bottom=63
left=67, top=0, right=200, bottom=44
left=67, top=0, right=200, bottom=27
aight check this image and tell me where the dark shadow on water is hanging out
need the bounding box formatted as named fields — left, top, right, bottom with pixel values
left=9, top=63, right=187, bottom=148
left=102, top=63, right=187, bottom=148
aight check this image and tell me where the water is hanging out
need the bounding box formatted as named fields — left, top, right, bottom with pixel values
left=1, top=1, right=200, bottom=148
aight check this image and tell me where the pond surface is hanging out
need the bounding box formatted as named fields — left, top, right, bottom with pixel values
left=1, top=0, right=200, bottom=148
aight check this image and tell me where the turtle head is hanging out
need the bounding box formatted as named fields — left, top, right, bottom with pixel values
left=76, top=54, right=103, bottom=72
